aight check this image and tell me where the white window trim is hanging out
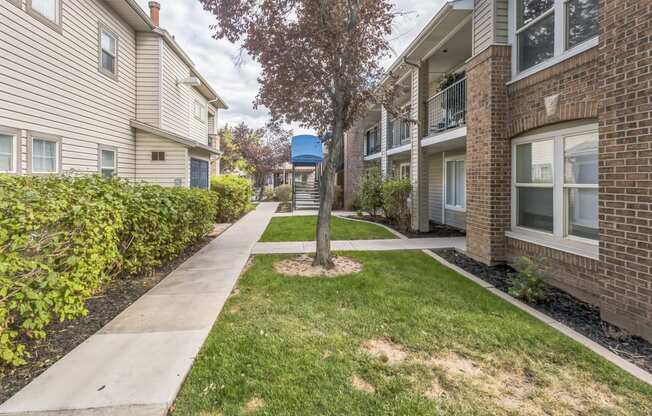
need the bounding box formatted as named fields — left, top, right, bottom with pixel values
left=193, top=100, right=206, bottom=123
left=444, top=154, right=466, bottom=212
left=398, top=162, right=410, bottom=180
left=98, top=23, right=119, bottom=80
left=0, top=128, right=19, bottom=174
left=26, top=0, right=62, bottom=32
left=508, top=0, right=599, bottom=82
left=28, top=133, right=61, bottom=175
left=98, top=145, right=117, bottom=177
left=510, top=123, right=599, bottom=257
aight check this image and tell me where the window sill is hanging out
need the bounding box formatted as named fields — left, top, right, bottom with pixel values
left=508, top=37, right=598, bottom=85
left=445, top=205, right=466, bottom=213
left=506, top=229, right=598, bottom=260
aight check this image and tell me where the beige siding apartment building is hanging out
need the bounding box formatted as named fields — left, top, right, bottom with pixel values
left=0, top=0, right=226, bottom=188
left=344, top=0, right=652, bottom=342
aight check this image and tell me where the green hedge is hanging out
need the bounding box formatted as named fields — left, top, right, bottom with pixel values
left=0, top=175, right=218, bottom=366
left=210, top=175, right=253, bottom=222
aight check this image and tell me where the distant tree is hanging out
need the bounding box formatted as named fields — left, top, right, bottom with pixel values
left=217, top=124, right=249, bottom=174
left=200, top=0, right=394, bottom=267
left=226, top=122, right=291, bottom=199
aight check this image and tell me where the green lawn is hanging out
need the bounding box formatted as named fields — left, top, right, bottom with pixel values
left=173, top=251, right=652, bottom=415
left=258, top=216, right=397, bottom=242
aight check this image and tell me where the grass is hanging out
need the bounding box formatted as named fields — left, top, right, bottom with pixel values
left=258, top=216, right=397, bottom=242
left=173, top=251, right=652, bottom=415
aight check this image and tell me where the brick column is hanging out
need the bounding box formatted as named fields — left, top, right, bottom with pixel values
left=597, top=0, right=652, bottom=341
left=343, top=126, right=364, bottom=210
left=465, top=45, right=512, bottom=265
left=380, top=106, right=389, bottom=177
left=409, top=64, right=430, bottom=232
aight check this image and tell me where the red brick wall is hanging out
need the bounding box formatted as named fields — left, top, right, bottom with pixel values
left=506, top=238, right=602, bottom=305
left=597, top=0, right=652, bottom=341
left=343, top=126, right=364, bottom=210
left=468, top=0, right=652, bottom=341
left=466, top=45, right=512, bottom=265
left=506, top=49, right=600, bottom=137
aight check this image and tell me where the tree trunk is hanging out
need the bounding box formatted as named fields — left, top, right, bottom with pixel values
left=314, top=110, right=345, bottom=268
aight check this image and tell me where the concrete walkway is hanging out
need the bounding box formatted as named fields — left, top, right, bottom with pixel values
left=252, top=237, right=466, bottom=254
left=0, top=203, right=280, bottom=416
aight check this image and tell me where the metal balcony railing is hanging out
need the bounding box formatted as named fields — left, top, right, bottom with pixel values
left=427, top=77, right=466, bottom=136
left=388, top=118, right=411, bottom=149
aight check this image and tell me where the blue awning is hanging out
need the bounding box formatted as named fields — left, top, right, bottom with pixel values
left=291, top=135, right=324, bottom=166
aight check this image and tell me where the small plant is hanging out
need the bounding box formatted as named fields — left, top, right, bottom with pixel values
left=274, top=184, right=292, bottom=203
left=382, top=178, right=412, bottom=232
left=358, top=167, right=384, bottom=217
left=508, top=257, right=549, bottom=304
left=264, top=187, right=275, bottom=201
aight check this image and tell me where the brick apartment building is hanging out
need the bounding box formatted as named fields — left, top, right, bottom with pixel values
left=343, top=0, right=652, bottom=341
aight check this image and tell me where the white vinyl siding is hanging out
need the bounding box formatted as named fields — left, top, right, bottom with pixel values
left=427, top=151, right=467, bottom=230
left=135, top=32, right=161, bottom=126
left=135, top=131, right=188, bottom=187
left=0, top=0, right=137, bottom=177
left=160, top=42, right=209, bottom=146
left=473, top=0, right=509, bottom=55
left=189, top=91, right=209, bottom=144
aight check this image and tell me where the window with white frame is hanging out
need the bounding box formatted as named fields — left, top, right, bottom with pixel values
left=445, top=157, right=466, bottom=210
left=193, top=100, right=206, bottom=123
left=399, top=163, right=410, bottom=180
left=100, top=27, right=118, bottom=77
left=99, top=147, right=117, bottom=178
left=513, top=0, right=598, bottom=73
left=0, top=130, right=17, bottom=173
left=28, top=0, right=61, bottom=29
left=30, top=135, right=59, bottom=174
left=512, top=124, right=598, bottom=242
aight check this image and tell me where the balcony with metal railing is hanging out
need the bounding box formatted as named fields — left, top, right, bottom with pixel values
left=426, top=77, right=466, bottom=137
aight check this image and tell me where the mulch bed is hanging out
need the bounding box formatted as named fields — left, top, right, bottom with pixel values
left=0, top=233, right=222, bottom=403
left=432, top=248, right=652, bottom=374
left=346, top=215, right=466, bottom=238
left=275, top=202, right=292, bottom=213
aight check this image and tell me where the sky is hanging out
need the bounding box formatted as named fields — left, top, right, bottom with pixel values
left=135, top=0, right=447, bottom=135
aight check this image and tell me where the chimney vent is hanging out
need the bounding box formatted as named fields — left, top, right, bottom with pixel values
left=148, top=1, right=160, bottom=27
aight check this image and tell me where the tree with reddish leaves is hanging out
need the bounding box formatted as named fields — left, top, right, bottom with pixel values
left=200, top=0, right=394, bottom=267
left=226, top=122, right=291, bottom=198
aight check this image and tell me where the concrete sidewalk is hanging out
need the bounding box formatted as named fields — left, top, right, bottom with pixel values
left=252, top=237, right=466, bottom=254
left=0, top=203, right=280, bottom=416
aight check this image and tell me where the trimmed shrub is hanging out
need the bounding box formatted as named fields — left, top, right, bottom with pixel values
left=358, top=167, right=384, bottom=216
left=118, top=185, right=218, bottom=275
left=211, top=175, right=253, bottom=222
left=382, top=178, right=412, bottom=232
left=274, top=184, right=292, bottom=203
left=0, top=175, right=218, bottom=366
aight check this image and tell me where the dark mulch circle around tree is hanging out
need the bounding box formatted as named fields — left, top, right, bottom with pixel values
left=346, top=216, right=466, bottom=238
left=0, top=234, right=219, bottom=404
left=432, top=248, right=652, bottom=374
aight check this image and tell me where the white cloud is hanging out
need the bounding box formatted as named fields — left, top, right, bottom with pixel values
left=135, top=0, right=447, bottom=134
